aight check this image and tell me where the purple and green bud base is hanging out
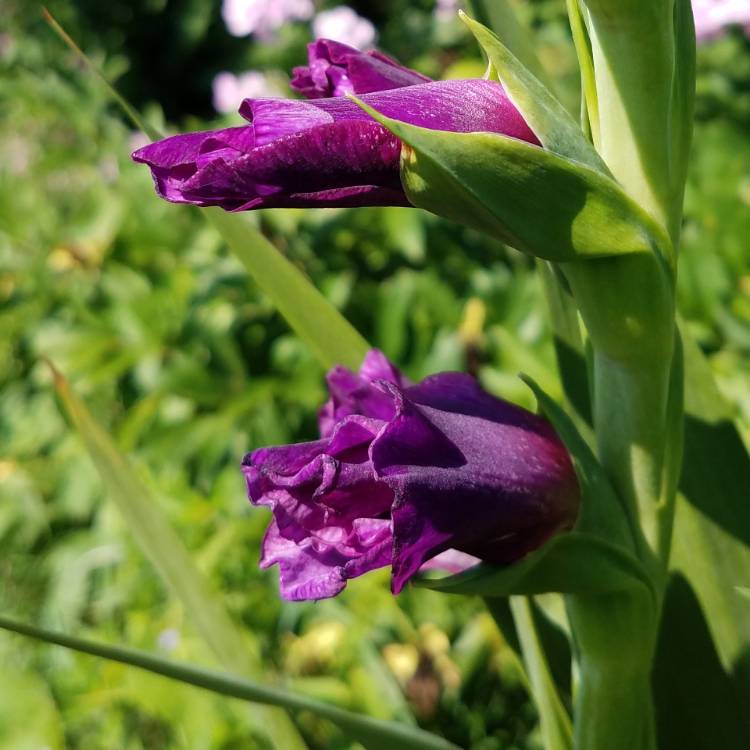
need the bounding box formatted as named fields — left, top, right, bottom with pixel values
left=132, top=39, right=538, bottom=212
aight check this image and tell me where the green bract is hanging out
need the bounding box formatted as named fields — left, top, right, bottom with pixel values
left=353, top=98, right=665, bottom=264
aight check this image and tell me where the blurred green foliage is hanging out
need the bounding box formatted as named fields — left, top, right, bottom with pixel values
left=1, top=0, right=749, bottom=748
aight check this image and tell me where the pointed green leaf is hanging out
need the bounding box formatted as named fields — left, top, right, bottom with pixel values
left=460, top=13, right=606, bottom=173
left=565, top=0, right=600, bottom=145
left=353, top=98, right=662, bottom=263
left=49, top=364, right=308, bottom=750
left=0, top=615, right=459, bottom=750
left=669, top=0, right=696, bottom=233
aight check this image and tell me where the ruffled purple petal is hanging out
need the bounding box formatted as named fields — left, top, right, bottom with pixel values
left=319, top=349, right=408, bottom=437
left=243, top=413, right=395, bottom=601
left=291, top=38, right=430, bottom=99
left=260, top=520, right=348, bottom=600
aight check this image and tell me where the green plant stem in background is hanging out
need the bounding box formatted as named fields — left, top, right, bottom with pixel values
left=0, top=615, right=459, bottom=750
left=509, top=598, right=573, bottom=750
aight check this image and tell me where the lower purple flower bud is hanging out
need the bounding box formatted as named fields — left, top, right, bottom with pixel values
left=242, top=351, right=579, bottom=601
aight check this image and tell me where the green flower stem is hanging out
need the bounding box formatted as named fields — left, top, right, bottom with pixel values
left=563, top=251, right=678, bottom=556
left=561, top=247, right=680, bottom=750
left=567, top=590, right=659, bottom=750
left=574, top=656, right=656, bottom=750
left=592, top=351, right=673, bottom=552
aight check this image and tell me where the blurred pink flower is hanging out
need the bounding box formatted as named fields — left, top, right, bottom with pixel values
left=222, top=0, right=314, bottom=38
left=312, top=6, right=376, bottom=49
left=434, top=0, right=462, bottom=22
left=693, top=0, right=750, bottom=41
left=212, top=71, right=284, bottom=114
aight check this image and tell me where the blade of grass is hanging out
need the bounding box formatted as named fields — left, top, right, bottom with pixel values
left=47, top=362, right=308, bottom=750
left=0, top=614, right=459, bottom=750
left=510, top=597, right=573, bottom=750
left=42, top=7, right=370, bottom=372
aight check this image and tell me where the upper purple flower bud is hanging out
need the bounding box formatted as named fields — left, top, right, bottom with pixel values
left=242, top=350, right=580, bottom=601
left=290, top=38, right=431, bottom=99
left=132, top=40, right=539, bottom=212
left=132, top=78, right=538, bottom=212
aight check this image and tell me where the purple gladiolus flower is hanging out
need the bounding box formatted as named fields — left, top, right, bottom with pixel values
left=132, top=40, right=539, bottom=211
left=242, top=351, right=579, bottom=601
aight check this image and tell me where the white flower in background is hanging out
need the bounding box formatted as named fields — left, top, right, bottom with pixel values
left=693, top=0, right=750, bottom=41
left=312, top=6, right=376, bottom=49
left=434, top=0, right=461, bottom=22
left=212, top=71, right=285, bottom=113
left=157, top=628, right=181, bottom=652
left=222, top=0, right=314, bottom=38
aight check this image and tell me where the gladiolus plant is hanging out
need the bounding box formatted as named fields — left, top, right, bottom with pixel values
left=9, top=4, right=750, bottom=750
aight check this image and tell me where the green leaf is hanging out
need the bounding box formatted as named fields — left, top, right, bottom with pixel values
left=510, top=597, right=573, bottom=750
left=48, top=364, right=308, bottom=750
left=653, top=574, right=750, bottom=749
left=565, top=0, right=600, bottom=145
left=578, top=0, right=680, bottom=237
left=460, top=13, right=606, bottom=173
left=669, top=0, right=696, bottom=233
left=0, top=615, right=460, bottom=750
left=353, top=98, right=662, bottom=263
left=207, top=209, right=369, bottom=371
left=43, top=8, right=369, bottom=373
left=648, top=321, right=750, bottom=747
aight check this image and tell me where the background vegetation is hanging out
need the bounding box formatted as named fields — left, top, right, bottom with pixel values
left=1, top=1, right=749, bottom=747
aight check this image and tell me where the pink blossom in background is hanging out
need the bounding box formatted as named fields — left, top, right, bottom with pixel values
left=221, top=0, right=314, bottom=38
left=212, top=71, right=285, bottom=114
left=434, top=0, right=462, bottom=22
left=693, top=0, right=750, bottom=41
left=312, top=6, right=376, bottom=50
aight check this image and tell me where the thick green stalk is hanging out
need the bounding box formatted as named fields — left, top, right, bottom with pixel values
left=574, top=659, right=655, bottom=750
left=567, top=590, right=659, bottom=750
left=592, top=352, right=672, bottom=551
